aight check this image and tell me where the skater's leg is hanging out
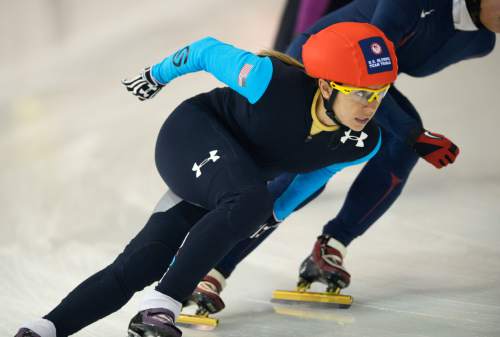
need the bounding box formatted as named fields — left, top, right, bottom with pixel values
left=185, top=174, right=326, bottom=314
left=214, top=173, right=326, bottom=278
left=295, top=138, right=419, bottom=291
left=273, top=0, right=301, bottom=52
left=155, top=172, right=273, bottom=303
left=120, top=96, right=274, bottom=337
left=274, top=0, right=354, bottom=53
left=323, top=135, right=418, bottom=245
left=126, top=100, right=272, bottom=323
left=37, top=192, right=206, bottom=337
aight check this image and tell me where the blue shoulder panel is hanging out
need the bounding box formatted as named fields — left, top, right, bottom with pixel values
left=151, top=37, right=273, bottom=104
left=273, top=130, right=382, bottom=221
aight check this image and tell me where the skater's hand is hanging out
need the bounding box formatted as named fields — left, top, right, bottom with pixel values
left=413, top=130, right=460, bottom=169
left=122, top=67, right=165, bottom=101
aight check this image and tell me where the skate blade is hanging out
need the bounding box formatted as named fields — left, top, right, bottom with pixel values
left=271, top=290, right=353, bottom=308
left=177, top=314, right=218, bottom=330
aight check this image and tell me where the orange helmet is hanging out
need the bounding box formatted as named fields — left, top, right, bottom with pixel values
left=302, top=22, right=398, bottom=87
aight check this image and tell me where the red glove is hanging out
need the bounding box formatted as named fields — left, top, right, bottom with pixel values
left=413, top=130, right=460, bottom=169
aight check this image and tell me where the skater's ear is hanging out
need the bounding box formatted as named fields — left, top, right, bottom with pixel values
left=318, top=79, right=334, bottom=100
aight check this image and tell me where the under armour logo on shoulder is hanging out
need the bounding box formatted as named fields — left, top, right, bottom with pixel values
left=192, top=150, right=220, bottom=178
left=420, top=9, right=435, bottom=18
left=340, top=129, right=368, bottom=147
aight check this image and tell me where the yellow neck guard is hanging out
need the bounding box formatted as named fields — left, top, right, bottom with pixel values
left=309, top=89, right=339, bottom=136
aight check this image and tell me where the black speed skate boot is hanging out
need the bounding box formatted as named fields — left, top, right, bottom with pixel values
left=298, top=235, right=351, bottom=293
left=14, top=328, right=40, bottom=337
left=128, top=308, right=182, bottom=337
left=190, top=269, right=226, bottom=315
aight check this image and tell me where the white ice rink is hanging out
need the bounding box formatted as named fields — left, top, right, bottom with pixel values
left=1, top=1, right=500, bottom=336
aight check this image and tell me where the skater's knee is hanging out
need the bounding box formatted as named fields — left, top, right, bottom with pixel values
left=112, top=242, right=176, bottom=293
left=219, top=184, right=273, bottom=239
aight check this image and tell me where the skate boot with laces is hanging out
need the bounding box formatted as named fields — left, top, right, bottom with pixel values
left=177, top=269, right=226, bottom=329
left=298, top=234, right=351, bottom=293
left=272, top=235, right=353, bottom=308
left=190, top=269, right=226, bottom=315
left=128, top=308, right=182, bottom=337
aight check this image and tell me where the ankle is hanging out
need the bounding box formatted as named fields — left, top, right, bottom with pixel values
left=139, top=289, right=182, bottom=320
left=21, top=319, right=56, bottom=337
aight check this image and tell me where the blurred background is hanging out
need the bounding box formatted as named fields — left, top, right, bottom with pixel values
left=1, top=1, right=499, bottom=337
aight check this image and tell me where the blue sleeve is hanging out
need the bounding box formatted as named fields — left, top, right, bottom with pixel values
left=151, top=37, right=273, bottom=104
left=273, top=130, right=382, bottom=221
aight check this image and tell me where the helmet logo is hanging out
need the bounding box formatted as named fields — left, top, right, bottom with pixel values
left=359, top=37, right=393, bottom=74
left=370, top=42, right=382, bottom=55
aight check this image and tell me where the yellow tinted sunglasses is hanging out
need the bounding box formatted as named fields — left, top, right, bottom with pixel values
left=329, top=81, right=391, bottom=104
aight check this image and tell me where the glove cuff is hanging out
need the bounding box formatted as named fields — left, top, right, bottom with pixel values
left=407, top=127, right=425, bottom=147
left=145, top=66, right=165, bottom=87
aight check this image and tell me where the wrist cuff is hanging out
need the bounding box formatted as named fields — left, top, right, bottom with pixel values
left=407, top=127, right=425, bottom=147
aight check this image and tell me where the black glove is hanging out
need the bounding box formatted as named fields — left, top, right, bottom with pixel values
left=122, top=67, right=165, bottom=101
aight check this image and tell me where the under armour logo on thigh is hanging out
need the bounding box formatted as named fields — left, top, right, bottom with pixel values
left=340, top=129, right=368, bottom=148
left=192, top=150, right=220, bottom=178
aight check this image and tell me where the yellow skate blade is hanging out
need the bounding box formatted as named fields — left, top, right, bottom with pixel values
left=177, top=314, right=218, bottom=331
left=271, top=290, right=353, bottom=308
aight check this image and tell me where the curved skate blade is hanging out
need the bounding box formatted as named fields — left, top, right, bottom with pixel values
left=271, top=290, right=353, bottom=308
left=177, top=314, right=218, bottom=331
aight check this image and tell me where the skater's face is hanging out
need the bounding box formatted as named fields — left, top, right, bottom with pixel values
left=318, top=79, right=387, bottom=132
left=480, top=0, right=500, bottom=32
